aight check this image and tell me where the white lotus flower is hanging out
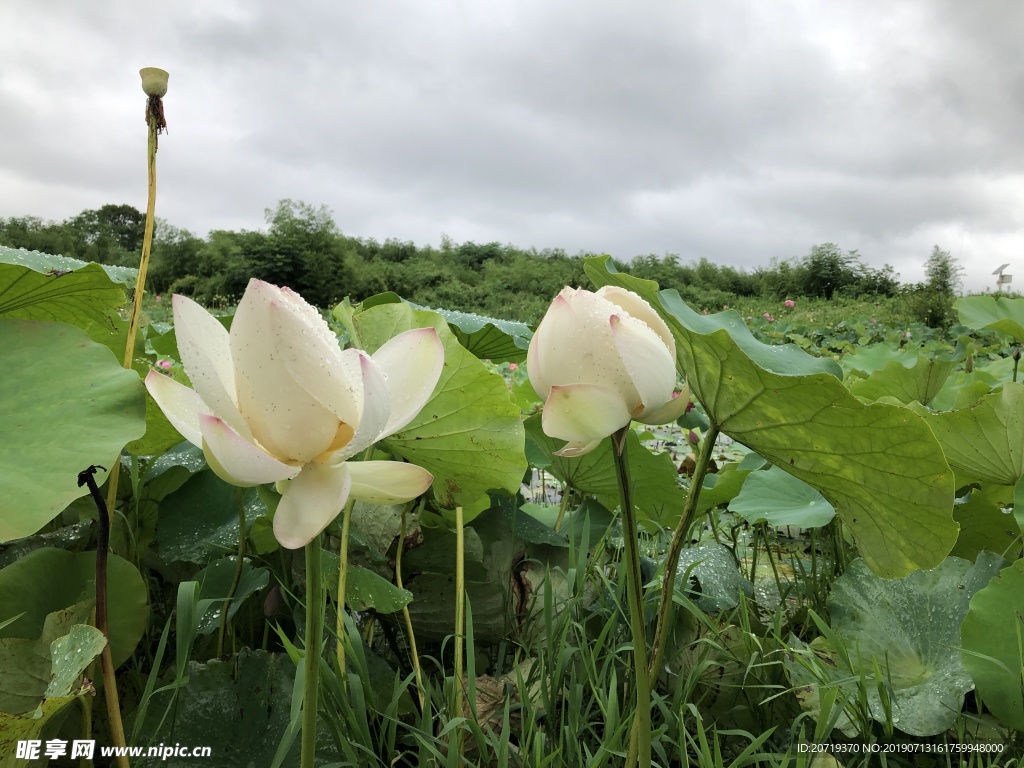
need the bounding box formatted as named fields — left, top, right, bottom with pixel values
left=527, top=286, right=688, bottom=457
left=146, top=279, right=444, bottom=549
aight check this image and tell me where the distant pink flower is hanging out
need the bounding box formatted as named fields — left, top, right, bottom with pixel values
left=870, top=317, right=876, bottom=324
left=508, top=362, right=518, bottom=371
left=702, top=309, right=709, bottom=315
left=155, top=295, right=163, bottom=302
left=157, top=359, right=173, bottom=370
left=784, top=299, right=795, bottom=308
left=763, top=312, right=775, bottom=322
left=722, top=304, right=729, bottom=310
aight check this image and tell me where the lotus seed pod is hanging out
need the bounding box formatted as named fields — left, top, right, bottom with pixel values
left=139, top=67, right=169, bottom=97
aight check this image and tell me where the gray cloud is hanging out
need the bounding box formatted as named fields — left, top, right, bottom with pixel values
left=1, top=0, right=1021, bottom=292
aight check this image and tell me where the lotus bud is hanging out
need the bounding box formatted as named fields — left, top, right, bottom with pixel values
left=527, top=286, right=688, bottom=457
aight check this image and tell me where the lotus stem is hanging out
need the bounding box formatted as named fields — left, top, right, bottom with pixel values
left=302, top=533, right=323, bottom=768
left=396, top=500, right=425, bottom=712
left=453, top=504, right=466, bottom=755
left=647, top=422, right=720, bottom=683
left=612, top=428, right=651, bottom=768
left=335, top=495, right=356, bottom=679
left=78, top=466, right=129, bottom=768
left=217, top=487, right=246, bottom=656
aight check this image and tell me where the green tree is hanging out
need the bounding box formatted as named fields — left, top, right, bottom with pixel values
left=924, top=245, right=963, bottom=295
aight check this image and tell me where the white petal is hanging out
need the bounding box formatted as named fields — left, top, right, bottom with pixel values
left=145, top=370, right=205, bottom=447
left=596, top=285, right=675, bottom=356
left=372, top=327, right=445, bottom=438
left=230, top=279, right=340, bottom=462
left=528, top=288, right=641, bottom=412
left=199, top=414, right=301, bottom=487
left=542, top=383, right=632, bottom=445
left=638, top=382, right=691, bottom=426
left=172, top=294, right=251, bottom=439
left=329, top=352, right=391, bottom=462
left=527, top=289, right=574, bottom=400
left=273, top=462, right=351, bottom=549
left=274, top=297, right=362, bottom=428
left=348, top=461, right=434, bottom=504
left=609, top=314, right=676, bottom=418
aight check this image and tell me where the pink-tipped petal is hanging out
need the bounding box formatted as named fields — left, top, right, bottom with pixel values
left=329, top=352, right=391, bottom=462
left=199, top=413, right=301, bottom=487
left=638, top=381, right=691, bottom=426
left=347, top=460, right=434, bottom=504
left=542, top=383, right=632, bottom=445
left=273, top=462, right=351, bottom=549
left=372, top=327, right=445, bottom=438
left=230, top=280, right=339, bottom=462
left=145, top=370, right=206, bottom=447
left=172, top=294, right=251, bottom=439
left=596, top=285, right=675, bottom=356
left=609, top=314, right=676, bottom=418
left=527, top=290, right=576, bottom=400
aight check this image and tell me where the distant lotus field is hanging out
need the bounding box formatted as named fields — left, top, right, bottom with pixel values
left=3, top=235, right=1024, bottom=768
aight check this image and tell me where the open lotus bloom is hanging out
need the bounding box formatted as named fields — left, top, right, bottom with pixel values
left=528, top=286, right=689, bottom=457
left=146, top=279, right=444, bottom=548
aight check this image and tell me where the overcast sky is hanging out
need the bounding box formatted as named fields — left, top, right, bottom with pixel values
left=1, top=1, right=1021, bottom=292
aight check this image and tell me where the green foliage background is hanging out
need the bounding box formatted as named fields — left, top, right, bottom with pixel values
left=2, top=198, right=984, bottom=327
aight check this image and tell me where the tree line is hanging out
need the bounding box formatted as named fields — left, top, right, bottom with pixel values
left=0, top=199, right=964, bottom=324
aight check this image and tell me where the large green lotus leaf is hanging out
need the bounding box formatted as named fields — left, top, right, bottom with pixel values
left=695, top=467, right=752, bottom=515
left=0, top=245, right=137, bottom=286
left=0, top=602, right=93, bottom=714
left=848, top=355, right=957, bottom=407
left=788, top=554, right=1004, bottom=737
left=524, top=415, right=685, bottom=526
left=0, top=256, right=126, bottom=329
left=0, top=690, right=91, bottom=764
left=421, top=305, right=532, bottom=363
left=158, top=470, right=266, bottom=564
left=728, top=466, right=835, bottom=528
left=46, top=624, right=106, bottom=699
left=930, top=369, right=1001, bottom=412
left=0, top=548, right=147, bottom=667
left=841, top=343, right=910, bottom=377
left=585, top=256, right=957, bottom=577
left=0, top=319, right=145, bottom=541
left=319, top=551, right=414, bottom=614
left=130, top=649, right=299, bottom=768
left=675, top=542, right=752, bottom=612
left=951, top=486, right=1020, bottom=561
left=961, top=558, right=1024, bottom=730
left=191, top=557, right=270, bottom=636
left=353, top=303, right=526, bottom=511
left=955, top=295, right=1024, bottom=343
left=924, top=383, right=1024, bottom=487
left=346, top=566, right=413, bottom=614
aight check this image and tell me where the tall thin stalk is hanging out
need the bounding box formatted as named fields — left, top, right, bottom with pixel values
left=647, top=422, right=720, bottom=683
left=78, top=466, right=128, bottom=768
left=453, top=504, right=466, bottom=756
left=396, top=501, right=425, bottom=712
left=302, top=534, right=323, bottom=768
left=612, top=428, right=651, bottom=768
left=89, top=68, right=168, bottom=768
